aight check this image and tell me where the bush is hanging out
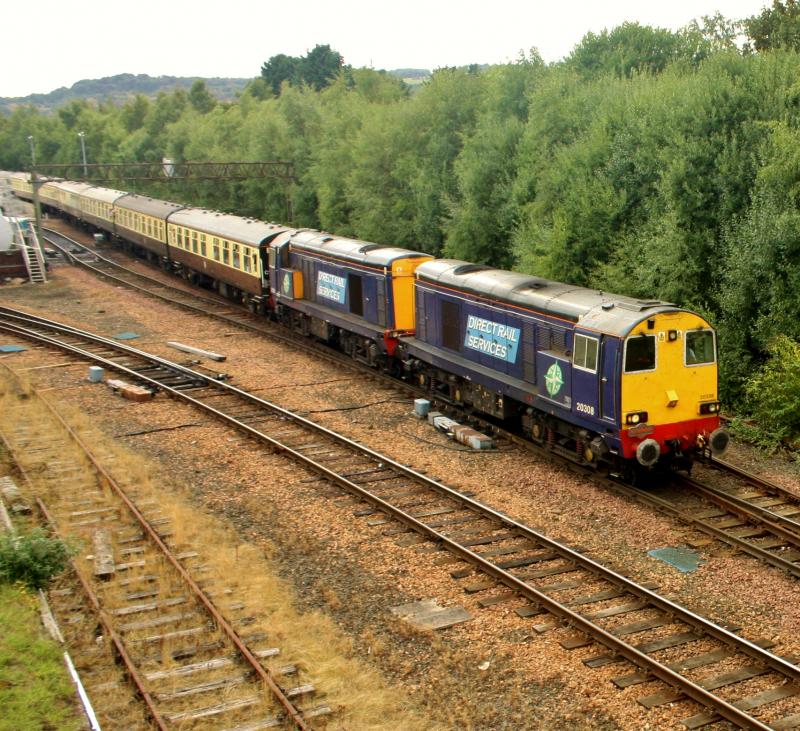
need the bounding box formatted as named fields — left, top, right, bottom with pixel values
left=736, top=335, right=800, bottom=451
left=0, top=529, right=75, bottom=589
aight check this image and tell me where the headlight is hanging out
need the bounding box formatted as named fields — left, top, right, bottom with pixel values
left=625, top=411, right=648, bottom=425
left=699, top=401, right=721, bottom=415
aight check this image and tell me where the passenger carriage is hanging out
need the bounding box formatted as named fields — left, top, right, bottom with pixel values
left=53, top=181, right=96, bottom=221
left=77, top=185, right=128, bottom=235
left=9, top=172, right=34, bottom=202
left=166, top=208, right=287, bottom=305
left=114, top=194, right=184, bottom=261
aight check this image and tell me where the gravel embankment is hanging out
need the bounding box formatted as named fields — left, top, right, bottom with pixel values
left=2, top=256, right=799, bottom=729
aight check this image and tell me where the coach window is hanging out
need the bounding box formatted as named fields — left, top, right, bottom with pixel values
left=191, top=231, right=198, bottom=253
left=686, top=329, right=715, bottom=366
left=573, top=334, right=599, bottom=373
left=624, top=334, right=657, bottom=373
left=213, top=238, right=220, bottom=261
left=200, top=234, right=207, bottom=257
left=441, top=300, right=461, bottom=351
left=222, top=241, right=230, bottom=265
left=232, top=244, right=241, bottom=269
left=243, top=248, right=252, bottom=273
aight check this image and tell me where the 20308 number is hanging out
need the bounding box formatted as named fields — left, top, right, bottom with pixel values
left=576, top=402, right=595, bottom=416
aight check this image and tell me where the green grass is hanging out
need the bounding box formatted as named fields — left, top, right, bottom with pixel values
left=0, top=583, right=82, bottom=731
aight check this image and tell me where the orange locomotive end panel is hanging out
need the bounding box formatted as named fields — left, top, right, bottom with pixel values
left=391, top=256, right=433, bottom=332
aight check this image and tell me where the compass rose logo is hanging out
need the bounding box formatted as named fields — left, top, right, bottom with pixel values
left=545, top=362, right=564, bottom=397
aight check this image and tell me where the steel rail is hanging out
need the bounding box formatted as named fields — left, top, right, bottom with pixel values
left=707, top=456, right=800, bottom=506
left=37, top=498, right=170, bottom=731
left=2, top=308, right=797, bottom=729
left=681, top=474, right=800, bottom=540
left=29, top=386, right=311, bottom=731
left=0, top=429, right=168, bottom=730
left=606, top=478, right=800, bottom=579
left=44, top=229, right=251, bottom=310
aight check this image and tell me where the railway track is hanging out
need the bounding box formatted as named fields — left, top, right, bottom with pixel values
left=599, top=468, right=800, bottom=581
left=0, top=365, right=327, bottom=730
left=39, top=226, right=800, bottom=584
left=4, top=307, right=800, bottom=728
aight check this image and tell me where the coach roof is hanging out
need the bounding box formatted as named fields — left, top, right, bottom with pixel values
left=115, top=193, right=185, bottom=219
left=55, top=181, right=96, bottom=196
left=415, top=259, right=684, bottom=337
left=81, top=185, right=128, bottom=205
left=168, top=208, right=288, bottom=246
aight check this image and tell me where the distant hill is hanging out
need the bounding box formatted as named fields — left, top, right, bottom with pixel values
left=387, top=68, right=431, bottom=87
left=0, top=73, right=252, bottom=114
left=1, top=69, right=436, bottom=114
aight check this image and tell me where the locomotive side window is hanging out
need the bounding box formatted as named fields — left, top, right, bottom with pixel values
left=573, top=334, right=599, bottom=373
left=624, top=334, right=656, bottom=373
left=686, top=329, right=715, bottom=366
left=441, top=300, right=460, bottom=351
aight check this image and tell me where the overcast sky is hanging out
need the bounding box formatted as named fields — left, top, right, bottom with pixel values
left=3, top=0, right=765, bottom=98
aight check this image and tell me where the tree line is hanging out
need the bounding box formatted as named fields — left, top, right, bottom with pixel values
left=4, top=4, right=800, bottom=447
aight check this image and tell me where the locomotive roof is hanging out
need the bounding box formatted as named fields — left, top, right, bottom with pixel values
left=415, top=259, right=684, bottom=337
left=168, top=208, right=288, bottom=246
left=282, top=230, right=431, bottom=267
left=115, top=193, right=185, bottom=218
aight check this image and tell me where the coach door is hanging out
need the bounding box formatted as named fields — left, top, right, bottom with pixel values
left=571, top=332, right=600, bottom=420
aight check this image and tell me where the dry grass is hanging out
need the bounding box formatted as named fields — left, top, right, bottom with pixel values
left=0, top=369, right=440, bottom=731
